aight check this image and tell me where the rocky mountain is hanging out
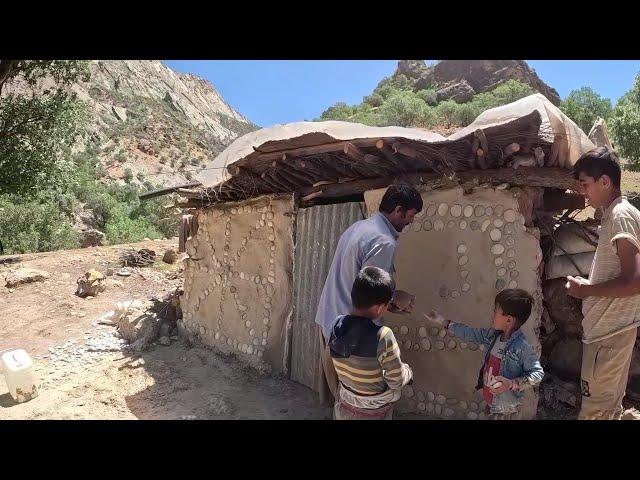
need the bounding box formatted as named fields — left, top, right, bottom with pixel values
left=5, top=60, right=258, bottom=188
left=395, top=60, right=561, bottom=105
left=72, top=60, right=557, bottom=189
left=81, top=61, right=258, bottom=187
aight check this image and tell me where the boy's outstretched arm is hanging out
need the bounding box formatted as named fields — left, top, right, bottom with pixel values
left=377, top=326, right=413, bottom=390
left=423, top=311, right=493, bottom=346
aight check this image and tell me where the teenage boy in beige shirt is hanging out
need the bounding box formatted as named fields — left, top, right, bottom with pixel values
left=567, top=146, right=640, bottom=420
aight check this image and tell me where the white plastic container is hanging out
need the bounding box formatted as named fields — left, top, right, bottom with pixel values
left=1, top=349, right=39, bottom=403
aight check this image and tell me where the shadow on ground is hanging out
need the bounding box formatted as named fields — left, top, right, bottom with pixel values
left=121, top=339, right=330, bottom=420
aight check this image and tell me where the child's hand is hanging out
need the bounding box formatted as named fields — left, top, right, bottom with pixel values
left=566, top=275, right=590, bottom=299
left=423, top=310, right=447, bottom=328
left=390, top=290, right=415, bottom=313
left=489, top=376, right=513, bottom=395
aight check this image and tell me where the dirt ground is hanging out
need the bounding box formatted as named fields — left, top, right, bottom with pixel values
left=3, top=237, right=632, bottom=420
left=0, top=239, right=327, bottom=420
left=621, top=165, right=640, bottom=195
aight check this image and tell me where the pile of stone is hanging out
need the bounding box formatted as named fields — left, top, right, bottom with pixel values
left=35, top=302, right=179, bottom=378
left=36, top=330, right=129, bottom=375
left=163, top=248, right=178, bottom=264
left=112, top=299, right=177, bottom=351
left=86, top=330, right=130, bottom=352
left=120, top=248, right=156, bottom=267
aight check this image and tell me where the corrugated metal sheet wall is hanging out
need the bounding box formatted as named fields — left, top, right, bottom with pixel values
left=290, top=202, right=365, bottom=390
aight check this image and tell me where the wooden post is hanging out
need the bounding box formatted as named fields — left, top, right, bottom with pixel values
left=376, top=140, right=408, bottom=170
left=297, top=167, right=581, bottom=201
left=343, top=143, right=366, bottom=162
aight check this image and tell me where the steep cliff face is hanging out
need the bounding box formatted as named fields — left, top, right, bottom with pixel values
left=76, top=60, right=257, bottom=187
left=4, top=60, right=257, bottom=187
left=396, top=60, right=561, bottom=105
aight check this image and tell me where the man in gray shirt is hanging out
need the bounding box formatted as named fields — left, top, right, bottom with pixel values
left=314, top=184, right=423, bottom=405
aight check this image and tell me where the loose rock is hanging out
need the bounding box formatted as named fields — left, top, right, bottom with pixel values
left=75, top=269, right=106, bottom=298
left=163, top=249, right=178, bottom=264
left=5, top=268, right=50, bottom=288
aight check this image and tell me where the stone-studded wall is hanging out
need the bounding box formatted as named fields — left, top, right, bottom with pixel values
left=178, top=195, right=295, bottom=374
left=364, top=185, right=543, bottom=419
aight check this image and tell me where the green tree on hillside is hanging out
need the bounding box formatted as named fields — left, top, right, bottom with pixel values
left=0, top=60, right=90, bottom=196
left=560, top=86, right=613, bottom=133
left=317, top=79, right=534, bottom=129
left=318, top=102, right=356, bottom=121
left=378, top=90, right=432, bottom=127
left=610, top=72, right=640, bottom=163
left=0, top=61, right=184, bottom=254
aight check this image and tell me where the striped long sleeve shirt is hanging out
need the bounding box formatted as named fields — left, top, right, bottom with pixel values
left=329, top=314, right=412, bottom=397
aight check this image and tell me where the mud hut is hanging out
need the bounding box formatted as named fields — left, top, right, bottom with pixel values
left=175, top=93, right=598, bottom=419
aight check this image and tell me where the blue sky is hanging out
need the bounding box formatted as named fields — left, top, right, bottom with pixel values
left=165, top=60, right=640, bottom=128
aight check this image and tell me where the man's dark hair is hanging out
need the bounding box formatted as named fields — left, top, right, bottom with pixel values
left=495, top=289, right=533, bottom=327
left=572, top=146, right=621, bottom=188
left=379, top=184, right=423, bottom=214
left=351, top=266, right=395, bottom=310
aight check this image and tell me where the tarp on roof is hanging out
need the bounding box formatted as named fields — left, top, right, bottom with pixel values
left=449, top=93, right=594, bottom=167
left=195, top=94, right=595, bottom=189
left=195, top=122, right=446, bottom=188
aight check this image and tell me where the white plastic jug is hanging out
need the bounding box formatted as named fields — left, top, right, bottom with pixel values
left=1, top=349, right=39, bottom=403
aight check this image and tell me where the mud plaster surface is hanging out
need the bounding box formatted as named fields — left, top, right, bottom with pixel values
left=180, top=195, right=295, bottom=374
left=365, top=186, right=543, bottom=419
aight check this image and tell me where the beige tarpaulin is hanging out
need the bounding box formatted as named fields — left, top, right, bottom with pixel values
left=195, top=122, right=446, bottom=188
left=588, top=118, right=614, bottom=149
left=449, top=93, right=595, bottom=168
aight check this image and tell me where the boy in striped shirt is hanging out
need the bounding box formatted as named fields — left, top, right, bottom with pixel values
left=329, top=266, right=413, bottom=420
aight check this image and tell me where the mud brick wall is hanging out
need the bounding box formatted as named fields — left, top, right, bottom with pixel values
left=179, top=195, right=295, bottom=374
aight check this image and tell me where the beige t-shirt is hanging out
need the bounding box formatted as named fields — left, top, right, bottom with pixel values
left=582, top=196, right=640, bottom=344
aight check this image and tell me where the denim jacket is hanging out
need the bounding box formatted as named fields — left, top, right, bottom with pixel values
left=449, top=323, right=544, bottom=414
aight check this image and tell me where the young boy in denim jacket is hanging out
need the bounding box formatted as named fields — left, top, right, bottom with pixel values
left=424, top=289, right=544, bottom=420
